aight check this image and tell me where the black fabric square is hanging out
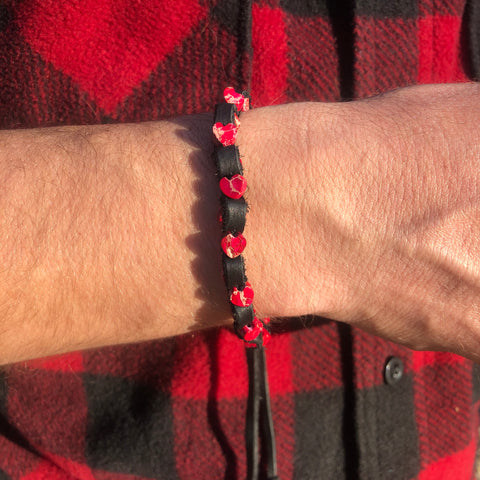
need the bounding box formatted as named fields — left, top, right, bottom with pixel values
left=83, top=373, right=177, bottom=479
left=356, top=0, right=418, bottom=18
left=294, top=388, right=348, bottom=480
left=212, top=0, right=249, bottom=35
left=356, top=374, right=420, bottom=479
left=280, top=0, right=329, bottom=17
left=0, top=469, right=10, bottom=480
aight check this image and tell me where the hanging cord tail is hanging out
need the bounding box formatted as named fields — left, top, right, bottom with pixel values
left=246, top=345, right=279, bottom=480
left=259, top=346, right=279, bottom=480
left=246, top=347, right=261, bottom=480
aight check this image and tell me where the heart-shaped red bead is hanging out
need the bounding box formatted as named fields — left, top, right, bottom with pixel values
left=224, top=87, right=250, bottom=112
left=213, top=121, right=239, bottom=146
left=221, top=233, right=246, bottom=258
left=219, top=174, right=247, bottom=199
left=230, top=282, right=254, bottom=307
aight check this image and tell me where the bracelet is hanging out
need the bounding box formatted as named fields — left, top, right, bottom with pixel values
left=213, top=88, right=279, bottom=480
left=213, top=87, right=271, bottom=348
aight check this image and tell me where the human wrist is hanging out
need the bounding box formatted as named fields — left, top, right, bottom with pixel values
left=114, top=118, right=234, bottom=339
left=234, top=102, right=353, bottom=320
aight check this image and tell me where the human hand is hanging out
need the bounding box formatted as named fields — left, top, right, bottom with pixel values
left=240, top=83, right=480, bottom=362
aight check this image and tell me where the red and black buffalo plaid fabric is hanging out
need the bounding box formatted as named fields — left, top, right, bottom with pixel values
left=0, top=0, right=479, bottom=479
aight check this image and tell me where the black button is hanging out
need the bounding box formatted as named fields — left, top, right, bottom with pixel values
left=384, top=357, right=404, bottom=385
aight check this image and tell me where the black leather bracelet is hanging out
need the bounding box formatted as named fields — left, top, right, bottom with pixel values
left=212, top=87, right=271, bottom=347
left=213, top=88, right=279, bottom=480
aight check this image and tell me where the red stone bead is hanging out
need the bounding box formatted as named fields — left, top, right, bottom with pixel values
left=221, top=233, right=246, bottom=258
left=219, top=174, right=247, bottom=199
left=224, top=87, right=250, bottom=112
left=230, top=282, right=254, bottom=307
left=243, top=317, right=271, bottom=346
left=213, top=121, right=239, bottom=146
left=243, top=317, right=262, bottom=342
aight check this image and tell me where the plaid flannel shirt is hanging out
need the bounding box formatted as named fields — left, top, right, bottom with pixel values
left=0, top=0, right=478, bottom=479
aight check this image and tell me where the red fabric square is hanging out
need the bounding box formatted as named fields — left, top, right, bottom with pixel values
left=171, top=331, right=213, bottom=400
left=21, top=456, right=92, bottom=480
left=265, top=331, right=293, bottom=395
left=23, top=351, right=84, bottom=373
left=215, top=329, right=249, bottom=399
left=414, top=362, right=474, bottom=468
left=171, top=329, right=249, bottom=401
left=418, top=439, right=476, bottom=480
left=17, top=0, right=207, bottom=113
left=418, top=15, right=469, bottom=83
left=251, top=4, right=288, bottom=106
left=37, top=454, right=99, bottom=479
left=412, top=351, right=465, bottom=371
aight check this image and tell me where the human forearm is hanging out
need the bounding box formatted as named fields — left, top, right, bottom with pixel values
left=0, top=119, right=234, bottom=363
left=2, top=82, right=480, bottom=365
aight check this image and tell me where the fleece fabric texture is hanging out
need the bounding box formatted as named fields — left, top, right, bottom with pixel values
left=0, top=0, right=479, bottom=479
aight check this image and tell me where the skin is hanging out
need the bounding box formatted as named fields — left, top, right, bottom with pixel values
left=0, top=83, right=479, bottom=364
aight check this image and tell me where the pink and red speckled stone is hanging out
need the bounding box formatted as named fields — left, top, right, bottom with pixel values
left=213, top=121, right=239, bottom=146
left=221, top=233, right=247, bottom=258
left=213, top=111, right=240, bottom=146
left=230, top=282, right=254, bottom=307
left=219, top=174, right=247, bottom=199
left=224, top=86, right=250, bottom=112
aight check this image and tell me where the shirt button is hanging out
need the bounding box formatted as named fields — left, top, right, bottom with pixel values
left=384, top=356, right=404, bottom=385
